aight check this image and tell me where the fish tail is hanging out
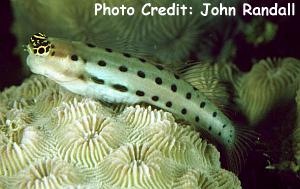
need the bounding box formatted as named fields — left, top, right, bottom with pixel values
left=224, top=125, right=259, bottom=174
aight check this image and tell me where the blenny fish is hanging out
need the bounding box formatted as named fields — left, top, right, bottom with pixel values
left=26, top=33, right=254, bottom=173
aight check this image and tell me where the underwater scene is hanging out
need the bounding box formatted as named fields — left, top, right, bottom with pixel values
left=0, top=0, right=300, bottom=188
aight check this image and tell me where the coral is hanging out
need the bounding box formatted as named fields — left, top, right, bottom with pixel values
left=293, top=88, right=300, bottom=166
left=118, top=105, right=220, bottom=169
left=179, top=62, right=241, bottom=109
left=172, top=168, right=241, bottom=189
left=55, top=112, right=127, bottom=168
left=195, top=18, right=240, bottom=63
left=11, top=158, right=83, bottom=189
left=0, top=104, right=55, bottom=176
left=0, top=75, right=241, bottom=188
left=242, top=18, right=278, bottom=46
left=98, top=143, right=171, bottom=188
left=0, top=176, right=7, bottom=189
left=236, top=58, right=300, bottom=126
left=267, top=85, right=300, bottom=173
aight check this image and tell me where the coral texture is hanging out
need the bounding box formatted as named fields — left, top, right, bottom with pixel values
left=237, top=58, right=300, bottom=125
left=179, top=62, right=241, bottom=109
left=293, top=88, right=300, bottom=166
left=0, top=75, right=241, bottom=189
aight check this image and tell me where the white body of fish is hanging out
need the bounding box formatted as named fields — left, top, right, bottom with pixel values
left=26, top=34, right=250, bottom=172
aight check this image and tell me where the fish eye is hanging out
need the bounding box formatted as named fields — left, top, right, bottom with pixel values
left=28, top=33, right=52, bottom=56
left=38, top=47, right=45, bottom=54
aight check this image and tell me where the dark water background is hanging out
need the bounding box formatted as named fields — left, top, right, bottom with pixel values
left=1, top=1, right=300, bottom=188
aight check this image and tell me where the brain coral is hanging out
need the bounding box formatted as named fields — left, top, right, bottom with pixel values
left=0, top=75, right=241, bottom=188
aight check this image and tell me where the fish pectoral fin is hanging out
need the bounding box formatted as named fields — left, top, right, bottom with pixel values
left=177, top=62, right=235, bottom=112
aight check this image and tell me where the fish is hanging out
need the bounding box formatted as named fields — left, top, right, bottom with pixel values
left=26, top=33, right=255, bottom=173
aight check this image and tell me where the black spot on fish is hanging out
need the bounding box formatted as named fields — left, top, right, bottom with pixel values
left=200, top=102, right=206, bottom=108
left=51, top=51, right=55, bottom=56
left=33, top=49, right=37, bottom=54
left=105, top=48, right=112, bottom=52
left=136, top=90, right=145, bottom=96
left=91, top=77, right=104, bottom=84
left=38, top=47, right=45, bottom=54
left=218, top=132, right=222, bottom=136
left=98, top=60, right=106, bottom=67
left=46, top=46, right=50, bottom=52
left=181, top=108, right=187, bottom=115
left=86, top=43, right=96, bottom=48
left=152, top=96, right=159, bottom=101
left=71, top=54, right=78, bottom=61
left=155, top=65, right=164, bottom=70
left=213, top=112, right=217, bottom=117
left=137, top=71, right=145, bottom=78
left=112, top=84, right=128, bottom=92
left=193, top=87, right=198, bottom=91
left=222, top=124, right=226, bottom=128
left=155, top=77, right=162, bottom=85
left=51, top=44, right=55, bottom=48
left=200, top=102, right=205, bottom=108
left=186, top=92, right=191, bottom=99
left=174, top=74, right=180, bottom=79
left=123, top=53, right=131, bottom=58
left=171, top=84, right=177, bottom=92
left=208, top=126, right=212, bottom=131
left=139, top=58, right=146, bottom=63
left=119, top=66, right=128, bottom=72
left=166, top=101, right=172, bottom=107
left=195, top=116, right=199, bottom=122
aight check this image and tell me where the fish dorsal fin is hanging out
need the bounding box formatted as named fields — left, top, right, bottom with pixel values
left=177, top=62, right=235, bottom=112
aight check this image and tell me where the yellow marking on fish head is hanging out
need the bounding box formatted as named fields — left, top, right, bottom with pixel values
left=27, top=33, right=85, bottom=83
left=28, top=33, right=51, bottom=56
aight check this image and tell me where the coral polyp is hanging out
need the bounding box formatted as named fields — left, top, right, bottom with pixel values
left=13, top=159, right=83, bottom=189
left=55, top=113, right=126, bottom=167
left=0, top=109, right=53, bottom=176
left=172, top=168, right=241, bottom=189
left=54, top=98, right=104, bottom=128
left=172, top=169, right=216, bottom=189
left=237, top=58, right=300, bottom=125
left=98, top=143, right=170, bottom=188
left=120, top=105, right=175, bottom=129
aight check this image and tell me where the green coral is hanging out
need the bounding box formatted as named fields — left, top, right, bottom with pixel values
left=236, top=58, right=300, bottom=126
left=243, top=18, right=278, bottom=46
